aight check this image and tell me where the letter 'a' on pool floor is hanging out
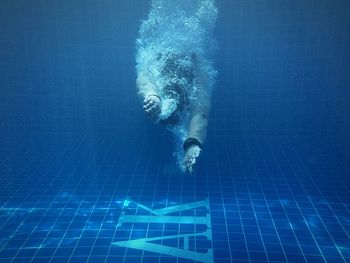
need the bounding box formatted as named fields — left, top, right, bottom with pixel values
left=112, top=198, right=214, bottom=263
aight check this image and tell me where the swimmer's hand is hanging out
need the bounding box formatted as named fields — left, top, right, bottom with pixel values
left=143, top=94, right=162, bottom=123
left=183, top=145, right=201, bottom=174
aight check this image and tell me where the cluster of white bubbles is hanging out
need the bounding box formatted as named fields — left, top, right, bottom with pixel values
left=136, top=0, right=218, bottom=171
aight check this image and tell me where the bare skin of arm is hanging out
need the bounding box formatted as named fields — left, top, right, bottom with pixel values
left=183, top=95, right=210, bottom=173
left=187, top=112, right=208, bottom=144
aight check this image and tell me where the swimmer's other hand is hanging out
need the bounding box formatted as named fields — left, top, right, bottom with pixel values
left=183, top=145, right=201, bottom=174
left=143, top=94, right=162, bottom=123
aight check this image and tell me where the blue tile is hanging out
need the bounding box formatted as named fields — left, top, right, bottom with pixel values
left=1, top=2, right=350, bottom=260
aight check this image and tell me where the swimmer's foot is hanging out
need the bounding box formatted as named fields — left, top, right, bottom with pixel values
left=183, top=145, right=201, bottom=174
left=143, top=94, right=162, bottom=123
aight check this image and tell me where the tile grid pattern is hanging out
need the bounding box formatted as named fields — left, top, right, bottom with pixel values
left=1, top=135, right=350, bottom=263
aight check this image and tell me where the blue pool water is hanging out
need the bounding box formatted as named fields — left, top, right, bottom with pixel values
left=0, top=1, right=350, bottom=262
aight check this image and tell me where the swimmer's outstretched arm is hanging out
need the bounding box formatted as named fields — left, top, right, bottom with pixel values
left=136, top=72, right=162, bottom=122
left=183, top=102, right=210, bottom=173
left=136, top=72, right=158, bottom=98
left=187, top=112, right=208, bottom=145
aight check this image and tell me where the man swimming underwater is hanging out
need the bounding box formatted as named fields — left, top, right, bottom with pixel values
left=137, top=52, right=210, bottom=173
left=136, top=0, right=217, bottom=173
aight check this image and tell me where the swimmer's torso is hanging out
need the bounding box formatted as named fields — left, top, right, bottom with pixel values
left=157, top=52, right=197, bottom=125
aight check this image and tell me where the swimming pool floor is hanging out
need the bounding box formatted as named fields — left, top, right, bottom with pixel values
left=0, top=135, right=349, bottom=263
